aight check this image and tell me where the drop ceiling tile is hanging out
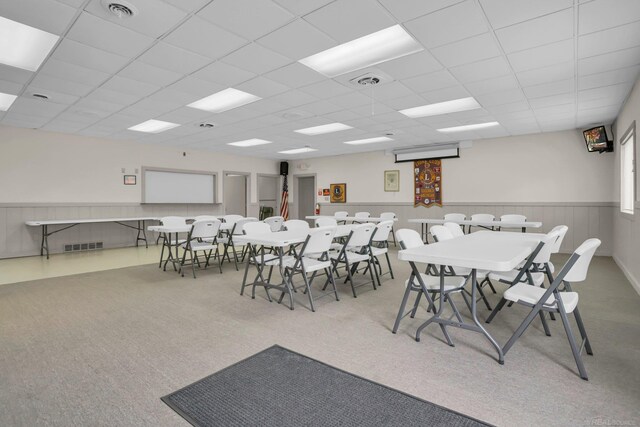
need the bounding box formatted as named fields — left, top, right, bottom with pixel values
left=299, top=80, right=353, bottom=99
left=221, top=43, right=293, bottom=75
left=578, top=20, right=640, bottom=58
left=118, top=61, right=181, bottom=88
left=528, top=93, right=576, bottom=109
left=366, top=81, right=414, bottom=101
left=269, top=89, right=317, bottom=107
left=479, top=0, right=573, bottom=29
left=401, top=70, right=458, bottom=93
left=382, top=94, right=426, bottom=110
left=56, top=0, right=86, bottom=7
left=41, top=120, right=88, bottom=133
left=145, top=89, right=200, bottom=107
left=475, top=88, right=525, bottom=107
left=164, top=16, right=248, bottom=60
left=163, top=0, right=211, bottom=13
left=421, top=85, right=473, bottom=103
left=90, top=88, right=141, bottom=106
left=83, top=0, right=188, bottom=39
left=0, top=80, right=23, bottom=95
left=168, top=77, right=226, bottom=97
left=516, top=61, right=575, bottom=87
left=57, top=110, right=103, bottom=124
left=272, top=0, right=334, bottom=17
left=137, top=42, right=211, bottom=75
left=448, top=56, right=512, bottom=83
left=74, top=98, right=124, bottom=115
left=24, top=86, right=79, bottom=105
left=508, top=39, right=574, bottom=72
left=66, top=12, right=154, bottom=57
left=0, top=0, right=76, bottom=35
left=9, top=97, right=69, bottom=118
left=101, top=75, right=160, bottom=98
left=533, top=103, right=576, bottom=118
left=303, top=0, right=396, bottom=43
left=155, top=107, right=213, bottom=124
left=376, top=51, right=443, bottom=80
left=405, top=1, right=488, bottom=49
left=244, top=99, right=289, bottom=115
left=51, top=39, right=130, bottom=74
left=93, top=114, right=143, bottom=129
left=578, top=0, right=640, bottom=35
left=257, top=19, right=336, bottom=60
left=522, top=78, right=575, bottom=98
left=496, top=9, right=573, bottom=54
left=3, top=113, right=50, bottom=127
left=328, top=92, right=372, bottom=110
left=578, top=46, right=640, bottom=76
left=198, top=0, right=294, bottom=41
left=323, top=110, right=364, bottom=122
left=263, top=63, right=325, bottom=89
left=378, top=0, right=464, bottom=22
left=465, top=75, right=520, bottom=96
left=39, top=58, right=110, bottom=87
left=192, top=61, right=256, bottom=87
left=235, top=76, right=290, bottom=99
left=431, top=33, right=501, bottom=68
left=301, top=100, right=342, bottom=115
left=578, top=82, right=633, bottom=102
left=30, top=73, right=94, bottom=97
left=350, top=103, right=395, bottom=117
left=0, top=64, right=33, bottom=85
left=578, top=66, right=640, bottom=90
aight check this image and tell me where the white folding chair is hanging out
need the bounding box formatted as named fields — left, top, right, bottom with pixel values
left=499, top=239, right=600, bottom=380
left=222, top=214, right=244, bottom=224
left=158, top=216, right=187, bottom=269
left=499, top=214, right=527, bottom=231
left=334, top=211, right=349, bottom=225
left=353, top=211, right=370, bottom=224
left=391, top=229, right=467, bottom=337
left=468, top=213, right=495, bottom=233
left=541, top=225, right=569, bottom=274
left=264, top=216, right=284, bottom=232
left=443, top=222, right=465, bottom=238
left=240, top=221, right=281, bottom=297
left=368, top=220, right=395, bottom=286
left=315, top=217, right=338, bottom=228
left=277, top=228, right=339, bottom=312
left=283, top=219, right=310, bottom=232
left=219, top=217, right=257, bottom=271
left=430, top=225, right=494, bottom=310
left=179, top=219, right=222, bottom=278
left=380, top=212, right=397, bottom=246
left=329, top=223, right=377, bottom=298
left=444, top=213, right=466, bottom=222
left=193, top=215, right=218, bottom=222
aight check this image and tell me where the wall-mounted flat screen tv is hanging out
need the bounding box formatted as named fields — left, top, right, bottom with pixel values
left=583, top=125, right=612, bottom=152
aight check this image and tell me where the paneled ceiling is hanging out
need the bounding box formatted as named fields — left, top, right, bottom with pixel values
left=1, top=0, right=639, bottom=159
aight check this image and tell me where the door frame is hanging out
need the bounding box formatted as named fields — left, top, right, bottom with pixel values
left=222, top=170, right=251, bottom=216
left=294, top=173, right=317, bottom=221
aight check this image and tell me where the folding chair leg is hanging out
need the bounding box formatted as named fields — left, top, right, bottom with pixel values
left=476, top=281, right=492, bottom=310
left=345, top=260, right=357, bottom=298
left=486, top=298, right=508, bottom=323
left=558, top=306, right=589, bottom=380
left=301, top=267, right=315, bottom=312
left=460, top=291, right=473, bottom=313
left=369, top=259, right=380, bottom=290
left=573, top=307, right=593, bottom=355
left=326, top=267, right=339, bottom=301
left=447, top=293, right=464, bottom=323
left=231, top=241, right=239, bottom=271
left=539, top=311, right=551, bottom=336
left=410, top=291, right=424, bottom=318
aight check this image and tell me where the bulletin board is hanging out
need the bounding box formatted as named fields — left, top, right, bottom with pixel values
left=414, top=160, right=442, bottom=207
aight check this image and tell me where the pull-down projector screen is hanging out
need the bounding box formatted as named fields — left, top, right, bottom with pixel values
left=142, top=168, right=216, bottom=204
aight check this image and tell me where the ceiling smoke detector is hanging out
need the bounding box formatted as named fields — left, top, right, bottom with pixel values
left=356, top=76, right=380, bottom=86
left=101, top=0, right=137, bottom=19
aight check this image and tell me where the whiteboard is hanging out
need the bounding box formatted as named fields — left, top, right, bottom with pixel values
left=143, top=169, right=216, bottom=204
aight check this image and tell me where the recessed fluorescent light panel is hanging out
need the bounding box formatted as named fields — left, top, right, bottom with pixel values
left=0, top=16, right=59, bottom=71
left=400, top=97, right=481, bottom=118
left=299, top=25, right=423, bottom=78
left=344, top=136, right=393, bottom=145
left=437, top=122, right=499, bottom=133
left=187, top=88, right=261, bottom=113
left=128, top=119, right=180, bottom=133
left=227, top=138, right=272, bottom=147
left=279, top=148, right=318, bottom=154
left=295, top=123, right=353, bottom=135
left=0, top=92, right=18, bottom=111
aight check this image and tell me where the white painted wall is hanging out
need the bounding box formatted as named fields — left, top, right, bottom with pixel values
left=290, top=130, right=614, bottom=204
left=612, top=77, right=640, bottom=294
left=0, top=125, right=278, bottom=204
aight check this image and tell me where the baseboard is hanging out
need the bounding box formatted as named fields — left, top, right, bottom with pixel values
left=613, top=255, right=640, bottom=296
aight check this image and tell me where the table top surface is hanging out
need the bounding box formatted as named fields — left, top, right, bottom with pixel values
left=26, top=217, right=160, bottom=226
left=306, top=215, right=397, bottom=222
left=398, top=231, right=544, bottom=271
left=408, top=218, right=542, bottom=228
left=234, top=225, right=356, bottom=247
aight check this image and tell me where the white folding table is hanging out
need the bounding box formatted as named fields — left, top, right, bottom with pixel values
left=408, top=218, right=542, bottom=242
left=26, top=217, right=160, bottom=259
left=397, top=231, right=545, bottom=364
left=148, top=224, right=192, bottom=271
left=306, top=215, right=398, bottom=223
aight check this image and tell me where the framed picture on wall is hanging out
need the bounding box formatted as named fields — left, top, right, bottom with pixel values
left=384, top=170, right=399, bottom=192
left=330, top=183, right=346, bottom=203
left=124, top=175, right=137, bottom=185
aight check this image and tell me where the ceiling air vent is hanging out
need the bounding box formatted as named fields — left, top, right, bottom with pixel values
left=356, top=76, right=380, bottom=86
left=347, top=71, right=391, bottom=87
left=101, top=0, right=137, bottom=19
left=198, top=123, right=214, bottom=128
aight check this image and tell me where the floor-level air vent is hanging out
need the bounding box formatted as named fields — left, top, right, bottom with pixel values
left=63, top=242, right=104, bottom=252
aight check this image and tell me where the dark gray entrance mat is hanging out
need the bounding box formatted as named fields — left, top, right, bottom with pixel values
left=162, top=345, right=492, bottom=427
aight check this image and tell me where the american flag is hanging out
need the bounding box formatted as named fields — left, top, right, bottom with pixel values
left=280, top=175, right=289, bottom=220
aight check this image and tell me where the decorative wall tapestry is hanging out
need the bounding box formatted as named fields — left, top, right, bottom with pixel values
left=414, top=160, right=442, bottom=207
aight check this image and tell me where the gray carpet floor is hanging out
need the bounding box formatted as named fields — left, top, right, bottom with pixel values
left=0, top=250, right=639, bottom=426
